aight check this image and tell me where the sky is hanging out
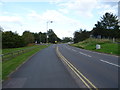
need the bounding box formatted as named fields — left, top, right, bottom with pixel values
left=0, top=0, right=119, bottom=39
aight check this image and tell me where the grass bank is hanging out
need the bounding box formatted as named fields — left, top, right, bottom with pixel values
left=70, top=38, right=119, bottom=56
left=2, top=45, right=49, bottom=80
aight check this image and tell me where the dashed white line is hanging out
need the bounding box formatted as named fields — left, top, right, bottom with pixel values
left=64, top=46, right=119, bottom=68
left=79, top=52, right=92, bottom=57
left=65, top=46, right=92, bottom=57
left=86, top=55, right=92, bottom=57
left=100, top=59, right=120, bottom=67
left=72, top=49, right=77, bottom=52
left=75, top=47, right=119, bottom=58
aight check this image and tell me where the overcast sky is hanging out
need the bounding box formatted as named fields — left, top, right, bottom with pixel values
left=0, top=0, right=119, bottom=39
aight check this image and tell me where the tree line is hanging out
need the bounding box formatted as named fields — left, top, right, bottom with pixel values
left=73, top=12, right=120, bottom=43
left=61, top=37, right=72, bottom=43
left=1, top=28, right=60, bottom=48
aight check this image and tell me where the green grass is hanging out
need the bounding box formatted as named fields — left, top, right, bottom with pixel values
left=2, top=45, right=49, bottom=80
left=70, top=38, right=119, bottom=56
left=2, top=45, right=38, bottom=54
left=0, top=62, right=2, bottom=81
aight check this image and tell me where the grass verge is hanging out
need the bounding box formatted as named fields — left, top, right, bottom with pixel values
left=3, top=45, right=38, bottom=54
left=2, top=45, right=49, bottom=80
left=70, top=38, right=119, bottom=56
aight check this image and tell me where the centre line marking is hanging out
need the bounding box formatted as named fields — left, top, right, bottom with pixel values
left=56, top=46, right=97, bottom=90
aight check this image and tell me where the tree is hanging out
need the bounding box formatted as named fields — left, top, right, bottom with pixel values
left=22, top=31, right=35, bottom=45
left=47, top=29, right=61, bottom=43
left=33, top=32, right=47, bottom=44
left=92, top=12, right=120, bottom=39
left=0, top=26, right=3, bottom=49
left=73, top=29, right=91, bottom=43
left=74, top=31, right=80, bottom=43
left=2, top=31, right=24, bottom=48
left=62, top=37, right=72, bottom=43
left=32, top=33, right=40, bottom=44
left=39, top=32, right=47, bottom=43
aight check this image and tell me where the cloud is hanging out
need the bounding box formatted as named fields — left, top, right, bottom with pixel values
left=0, top=16, right=23, bottom=27
left=96, top=3, right=118, bottom=15
left=2, top=0, right=118, bottom=38
left=28, top=10, right=81, bottom=24
left=58, top=8, right=69, bottom=14
left=98, top=0, right=120, bottom=2
left=55, top=0, right=98, bottom=18
left=0, top=16, right=21, bottom=22
left=52, top=0, right=119, bottom=18
left=28, top=10, right=85, bottom=38
left=0, top=1, right=4, bottom=15
left=1, top=0, right=119, bottom=3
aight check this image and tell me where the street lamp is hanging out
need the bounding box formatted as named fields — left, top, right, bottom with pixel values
left=46, top=20, right=53, bottom=43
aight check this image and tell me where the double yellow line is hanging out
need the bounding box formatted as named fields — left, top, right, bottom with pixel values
left=56, top=46, right=98, bottom=90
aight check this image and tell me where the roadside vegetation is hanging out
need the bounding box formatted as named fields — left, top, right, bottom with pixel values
left=2, top=45, right=49, bottom=80
left=71, top=12, right=119, bottom=56
left=70, top=38, right=119, bottom=56
left=3, top=44, right=37, bottom=54
left=0, top=62, right=1, bottom=81
left=2, top=29, right=61, bottom=49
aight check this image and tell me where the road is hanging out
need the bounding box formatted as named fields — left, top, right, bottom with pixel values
left=3, top=44, right=119, bottom=88
left=58, top=44, right=119, bottom=88
left=3, top=45, right=79, bottom=88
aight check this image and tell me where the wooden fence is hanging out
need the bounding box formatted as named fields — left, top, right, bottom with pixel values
left=1, top=47, right=38, bottom=61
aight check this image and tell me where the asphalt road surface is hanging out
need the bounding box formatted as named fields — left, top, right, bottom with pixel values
left=3, top=44, right=119, bottom=88
left=58, top=44, right=119, bottom=88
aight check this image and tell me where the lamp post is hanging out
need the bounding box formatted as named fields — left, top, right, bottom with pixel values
left=46, top=21, right=53, bottom=43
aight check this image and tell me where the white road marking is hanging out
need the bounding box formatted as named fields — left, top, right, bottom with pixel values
left=86, top=55, right=92, bottom=57
left=66, top=46, right=92, bottom=57
left=76, top=47, right=119, bottom=58
left=64, top=45, right=119, bottom=68
left=65, top=46, right=70, bottom=50
left=72, top=49, right=77, bottom=52
left=79, top=52, right=92, bottom=57
left=100, top=59, right=120, bottom=67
